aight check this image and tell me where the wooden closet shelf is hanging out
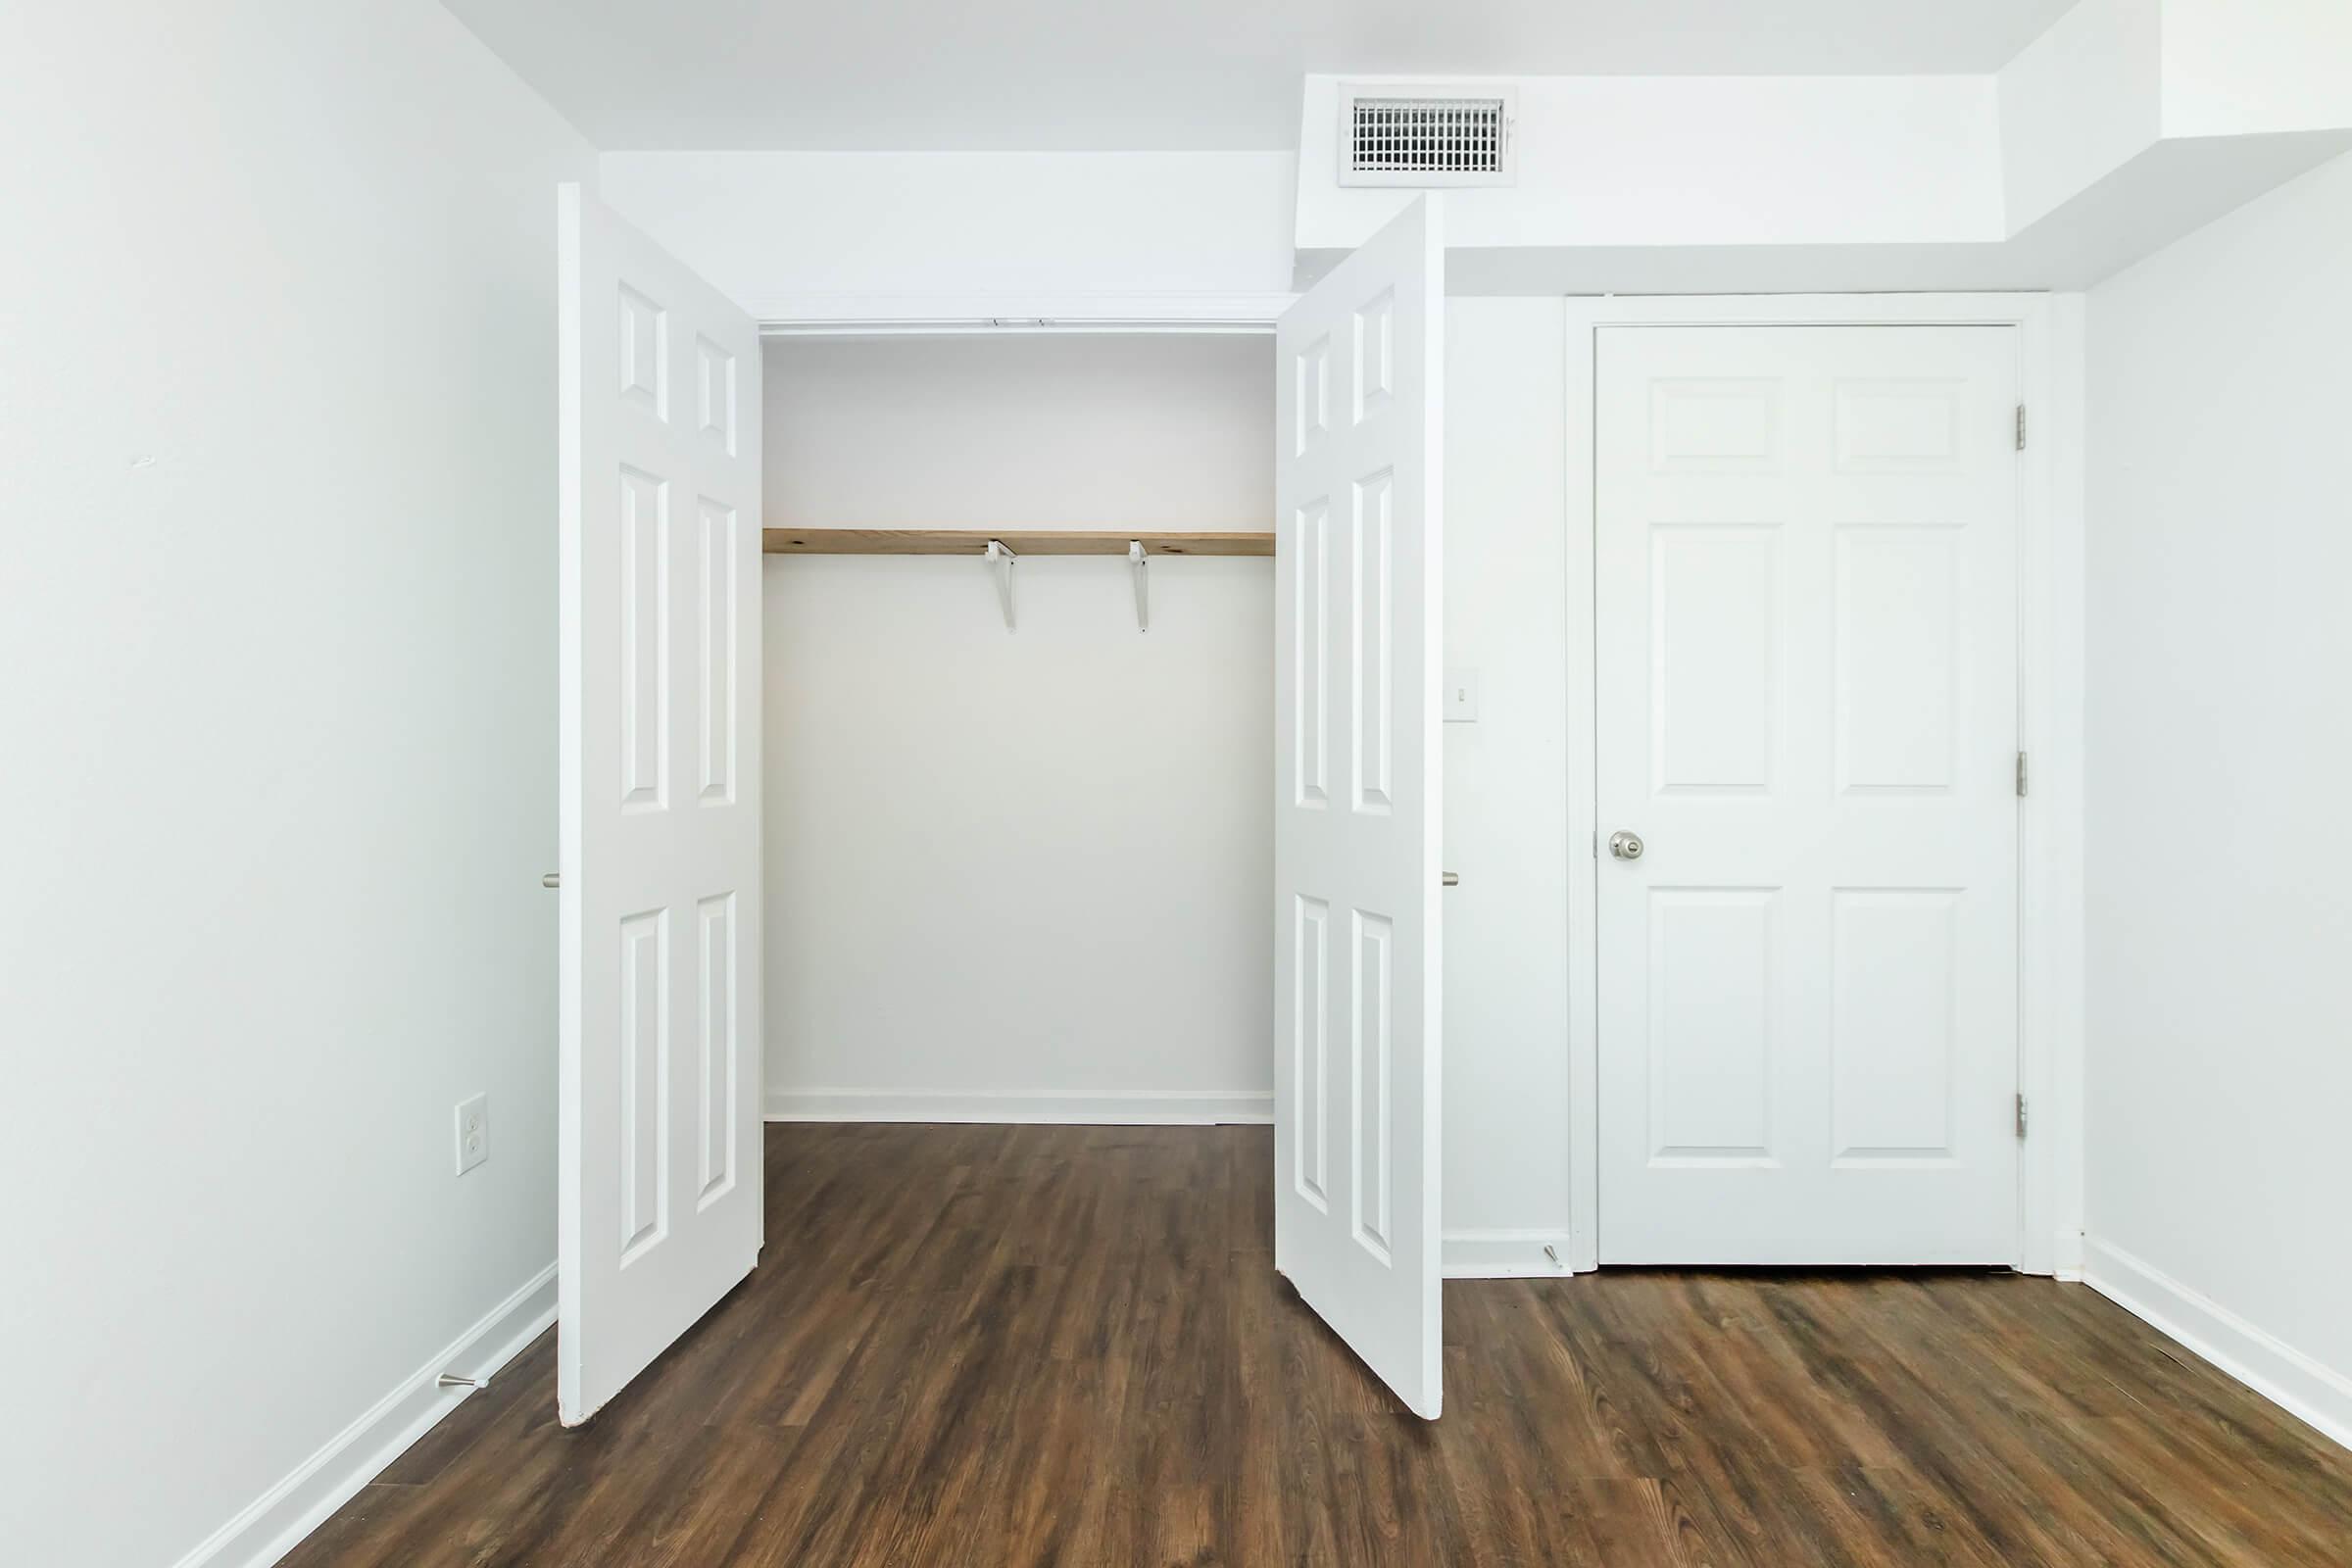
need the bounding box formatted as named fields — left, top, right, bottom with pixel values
left=761, top=527, right=1274, bottom=557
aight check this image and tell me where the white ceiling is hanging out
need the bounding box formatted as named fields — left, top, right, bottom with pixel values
left=441, top=0, right=2081, bottom=152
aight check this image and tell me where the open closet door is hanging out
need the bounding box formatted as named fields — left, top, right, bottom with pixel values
left=556, top=183, right=763, bottom=1425
left=1273, top=195, right=1445, bottom=1419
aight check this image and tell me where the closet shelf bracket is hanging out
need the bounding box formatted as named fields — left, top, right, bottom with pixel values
left=984, top=539, right=1016, bottom=630
left=1129, top=540, right=1149, bottom=632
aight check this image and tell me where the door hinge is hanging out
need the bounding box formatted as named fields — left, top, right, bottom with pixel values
left=2015, top=750, right=2029, bottom=798
left=2015, top=404, right=2028, bottom=451
left=2015, top=1093, right=2029, bottom=1140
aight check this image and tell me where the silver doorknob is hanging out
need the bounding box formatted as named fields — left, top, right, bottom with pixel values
left=542, top=872, right=561, bottom=889
left=1608, top=831, right=1644, bottom=861
left=1442, top=871, right=1459, bottom=887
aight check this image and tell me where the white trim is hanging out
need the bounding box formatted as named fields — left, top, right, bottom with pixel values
left=1444, top=1229, right=1576, bottom=1279
left=171, top=1263, right=557, bottom=1568
left=2083, top=1237, right=2352, bottom=1453
left=2024, top=293, right=2088, bottom=1283
left=765, top=1088, right=1274, bottom=1125
left=1561, top=327, right=1601, bottom=1274
left=1561, top=293, right=2085, bottom=1277
left=752, top=291, right=1296, bottom=336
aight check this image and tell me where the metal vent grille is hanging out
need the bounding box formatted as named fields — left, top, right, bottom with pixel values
left=1354, top=88, right=1514, bottom=185
left=1350, top=96, right=1506, bottom=176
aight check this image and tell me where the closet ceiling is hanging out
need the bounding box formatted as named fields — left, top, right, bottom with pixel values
left=439, top=0, right=2079, bottom=151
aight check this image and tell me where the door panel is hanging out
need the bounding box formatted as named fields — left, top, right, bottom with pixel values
left=1595, top=325, right=2017, bottom=1265
left=558, top=184, right=763, bottom=1423
left=1274, top=197, right=1444, bottom=1418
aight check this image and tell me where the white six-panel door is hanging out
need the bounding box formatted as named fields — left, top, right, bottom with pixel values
left=557, top=184, right=763, bottom=1423
left=1595, top=324, right=2019, bottom=1265
left=1274, top=196, right=1445, bottom=1418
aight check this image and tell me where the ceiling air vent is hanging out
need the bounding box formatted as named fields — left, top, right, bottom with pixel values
left=1339, top=84, right=1517, bottom=188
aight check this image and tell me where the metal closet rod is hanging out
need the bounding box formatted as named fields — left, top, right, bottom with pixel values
left=760, top=527, right=1274, bottom=557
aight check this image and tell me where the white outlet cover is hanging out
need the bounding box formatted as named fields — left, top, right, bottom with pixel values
left=455, top=1093, right=488, bottom=1176
left=1445, top=667, right=1481, bottom=722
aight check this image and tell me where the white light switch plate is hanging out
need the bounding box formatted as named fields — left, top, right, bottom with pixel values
left=1445, top=667, right=1481, bottom=722
left=455, top=1093, right=488, bottom=1176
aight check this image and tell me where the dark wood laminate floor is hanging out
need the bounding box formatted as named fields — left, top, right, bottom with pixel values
left=286, top=1125, right=2352, bottom=1566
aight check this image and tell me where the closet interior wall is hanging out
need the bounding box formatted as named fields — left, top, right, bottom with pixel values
left=760, top=334, right=1277, bottom=1121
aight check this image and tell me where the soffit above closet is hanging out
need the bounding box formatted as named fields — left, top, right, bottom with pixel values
left=438, top=0, right=2077, bottom=151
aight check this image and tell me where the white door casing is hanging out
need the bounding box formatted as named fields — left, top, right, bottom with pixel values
left=1273, top=196, right=1445, bottom=1418
left=1594, top=324, right=2019, bottom=1265
left=558, top=184, right=763, bottom=1423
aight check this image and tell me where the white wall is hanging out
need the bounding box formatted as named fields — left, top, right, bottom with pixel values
left=2083, top=149, right=2352, bottom=1446
left=591, top=49, right=2352, bottom=318
left=1293, top=48, right=2352, bottom=296
left=1298, top=74, right=2006, bottom=251
left=0, top=3, right=591, bottom=1563
left=1441, top=300, right=1575, bottom=1266
left=760, top=336, right=1276, bottom=1119
left=2160, top=0, right=2352, bottom=137
left=1997, top=0, right=2161, bottom=232
left=602, top=151, right=1298, bottom=320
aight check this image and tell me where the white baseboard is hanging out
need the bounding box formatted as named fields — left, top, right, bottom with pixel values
left=765, top=1087, right=1274, bottom=1125
left=1444, top=1229, right=1577, bottom=1279
left=2082, top=1236, right=2352, bottom=1453
left=171, top=1262, right=558, bottom=1568
left=2051, top=1227, right=2084, bottom=1283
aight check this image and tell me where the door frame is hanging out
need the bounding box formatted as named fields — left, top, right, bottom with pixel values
left=1561, top=293, right=2085, bottom=1280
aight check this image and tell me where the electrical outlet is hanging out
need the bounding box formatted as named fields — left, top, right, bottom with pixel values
left=454, top=1094, right=488, bottom=1176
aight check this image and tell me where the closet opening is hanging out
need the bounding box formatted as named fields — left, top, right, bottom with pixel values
left=758, top=331, right=1280, bottom=1129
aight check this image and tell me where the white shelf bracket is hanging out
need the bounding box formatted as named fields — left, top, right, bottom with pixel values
left=984, top=538, right=1016, bottom=629
left=1128, top=540, right=1150, bottom=632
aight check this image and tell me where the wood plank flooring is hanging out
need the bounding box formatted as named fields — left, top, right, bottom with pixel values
left=285, top=1125, right=2352, bottom=1566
